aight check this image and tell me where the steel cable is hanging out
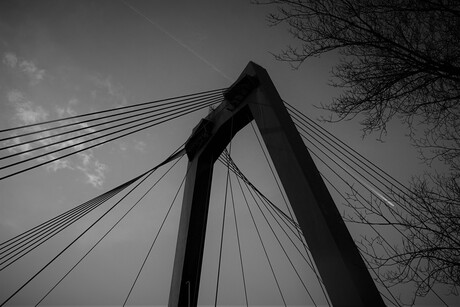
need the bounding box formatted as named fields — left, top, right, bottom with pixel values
left=122, top=159, right=188, bottom=307
left=242, top=170, right=318, bottom=306
left=0, top=88, right=225, bottom=135
left=228, top=173, right=249, bottom=306
left=0, top=145, right=186, bottom=307
left=219, top=153, right=329, bottom=304
left=0, top=96, right=220, bottom=169
left=214, top=117, right=234, bottom=306
left=0, top=181, right=130, bottom=250
left=0, top=97, right=222, bottom=181
left=36, top=154, right=186, bottom=306
left=0, top=184, right=130, bottom=270
left=1, top=91, right=223, bottom=154
left=233, top=166, right=287, bottom=306
left=247, top=121, right=331, bottom=305
left=290, top=115, right=459, bottom=250
left=286, top=104, right=456, bottom=250
left=218, top=153, right=300, bottom=231
left=0, top=148, right=185, bottom=271
left=294, top=129, right=448, bottom=306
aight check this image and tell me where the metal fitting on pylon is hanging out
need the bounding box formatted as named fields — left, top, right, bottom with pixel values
left=223, top=74, right=259, bottom=110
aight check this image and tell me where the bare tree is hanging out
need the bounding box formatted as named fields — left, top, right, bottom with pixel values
left=260, top=0, right=460, bottom=134
left=258, top=0, right=460, bottom=303
left=341, top=173, right=459, bottom=304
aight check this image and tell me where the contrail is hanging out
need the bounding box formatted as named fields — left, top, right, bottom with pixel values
left=353, top=173, right=395, bottom=207
left=121, top=0, right=232, bottom=82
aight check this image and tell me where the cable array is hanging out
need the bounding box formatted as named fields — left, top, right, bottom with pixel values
left=0, top=178, right=134, bottom=270
left=227, top=168, right=249, bottom=306
left=1, top=86, right=452, bottom=305
left=247, top=122, right=331, bottom=305
left=285, top=101, right=454, bottom=240
left=0, top=89, right=223, bottom=135
left=283, top=109, right=406, bottom=306
left=232, top=163, right=287, bottom=306
left=0, top=146, right=186, bottom=306
left=211, top=102, right=442, bottom=306
left=214, top=117, right=234, bottom=305
left=122, top=159, right=189, bottom=307
left=0, top=89, right=224, bottom=181
left=37, top=153, right=186, bottom=306
left=218, top=150, right=301, bottom=232
left=218, top=151, right=328, bottom=306
left=283, top=101, right=448, bottom=306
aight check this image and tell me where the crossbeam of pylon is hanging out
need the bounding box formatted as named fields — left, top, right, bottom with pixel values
left=168, top=61, right=385, bottom=307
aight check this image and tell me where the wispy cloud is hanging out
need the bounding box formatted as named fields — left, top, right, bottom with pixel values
left=118, top=142, right=128, bottom=151
left=3, top=52, right=45, bottom=85
left=19, top=60, right=45, bottom=85
left=3, top=93, right=108, bottom=188
left=7, top=89, right=49, bottom=124
left=47, top=158, right=73, bottom=172
left=55, top=98, right=79, bottom=118
left=133, top=140, right=146, bottom=152
left=7, top=137, right=33, bottom=158
left=0, top=52, right=129, bottom=188
left=121, top=0, right=231, bottom=81
left=77, top=151, right=108, bottom=188
left=3, top=52, right=18, bottom=68
left=89, top=74, right=127, bottom=106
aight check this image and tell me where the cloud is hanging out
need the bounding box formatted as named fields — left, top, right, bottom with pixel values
left=31, top=142, right=108, bottom=188
left=19, top=60, right=45, bottom=85
left=77, top=151, right=108, bottom=188
left=55, top=106, right=66, bottom=118
left=36, top=147, right=108, bottom=189
left=6, top=137, right=33, bottom=158
left=79, top=151, right=91, bottom=166
left=55, top=98, right=79, bottom=118
left=7, top=89, right=49, bottom=125
left=66, top=98, right=78, bottom=116
left=7, top=89, right=25, bottom=103
left=2, top=54, right=115, bottom=188
left=2, top=52, right=45, bottom=85
left=78, top=122, right=96, bottom=133
left=3, top=52, right=18, bottom=68
left=47, top=158, right=73, bottom=172
left=133, top=140, right=146, bottom=152
left=119, top=142, right=128, bottom=151
left=16, top=102, right=48, bottom=125
left=89, top=74, right=128, bottom=106
left=3, top=93, right=108, bottom=188
left=4, top=93, right=52, bottom=158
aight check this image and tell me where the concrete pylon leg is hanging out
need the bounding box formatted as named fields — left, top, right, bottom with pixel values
left=245, top=63, right=385, bottom=306
left=168, top=154, right=214, bottom=307
left=168, top=101, right=254, bottom=306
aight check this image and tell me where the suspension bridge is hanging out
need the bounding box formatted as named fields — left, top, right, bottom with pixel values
left=0, top=62, right=452, bottom=306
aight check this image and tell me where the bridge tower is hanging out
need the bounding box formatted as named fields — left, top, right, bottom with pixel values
left=168, top=62, right=385, bottom=307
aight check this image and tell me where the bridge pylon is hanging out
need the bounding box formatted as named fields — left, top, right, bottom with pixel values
left=168, top=61, right=385, bottom=307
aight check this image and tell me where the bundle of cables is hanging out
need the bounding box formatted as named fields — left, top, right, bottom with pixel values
left=0, top=88, right=225, bottom=181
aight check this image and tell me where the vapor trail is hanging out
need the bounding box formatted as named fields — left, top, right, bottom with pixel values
left=121, top=0, right=232, bottom=82
left=353, top=172, right=395, bottom=207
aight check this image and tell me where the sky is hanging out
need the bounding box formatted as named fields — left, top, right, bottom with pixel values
left=0, top=1, right=457, bottom=306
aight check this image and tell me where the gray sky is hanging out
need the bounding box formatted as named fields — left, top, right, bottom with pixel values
left=0, top=1, right=457, bottom=306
